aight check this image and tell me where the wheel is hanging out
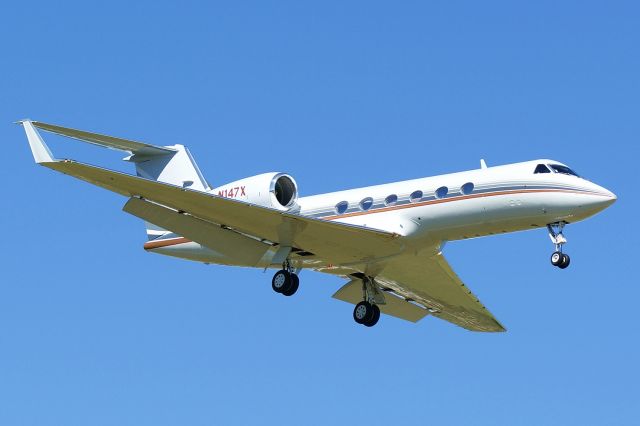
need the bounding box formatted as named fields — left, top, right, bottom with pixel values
left=363, top=304, right=380, bottom=327
left=558, top=253, right=571, bottom=269
left=551, top=251, right=564, bottom=267
left=272, top=269, right=291, bottom=293
left=353, top=301, right=374, bottom=324
left=282, top=273, right=299, bottom=296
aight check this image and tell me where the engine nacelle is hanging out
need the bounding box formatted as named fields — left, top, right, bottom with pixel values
left=212, top=172, right=299, bottom=211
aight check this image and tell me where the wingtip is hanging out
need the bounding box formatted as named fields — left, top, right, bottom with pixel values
left=20, top=119, right=57, bottom=164
left=493, top=320, right=507, bottom=332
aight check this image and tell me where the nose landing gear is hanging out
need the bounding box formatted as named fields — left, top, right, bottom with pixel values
left=548, top=222, right=571, bottom=269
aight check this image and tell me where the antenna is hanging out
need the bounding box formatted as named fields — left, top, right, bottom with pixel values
left=480, top=159, right=488, bottom=169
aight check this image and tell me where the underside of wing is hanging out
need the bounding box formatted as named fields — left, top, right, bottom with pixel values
left=42, top=160, right=405, bottom=266
left=372, top=252, right=506, bottom=332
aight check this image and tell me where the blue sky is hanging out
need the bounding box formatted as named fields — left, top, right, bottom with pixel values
left=1, top=1, right=638, bottom=425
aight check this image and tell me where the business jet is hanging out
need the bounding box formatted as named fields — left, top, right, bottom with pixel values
left=19, top=120, right=616, bottom=331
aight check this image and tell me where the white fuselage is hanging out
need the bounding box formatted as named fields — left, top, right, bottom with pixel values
left=150, top=159, right=616, bottom=267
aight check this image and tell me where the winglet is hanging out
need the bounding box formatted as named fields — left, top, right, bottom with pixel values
left=18, top=119, right=57, bottom=163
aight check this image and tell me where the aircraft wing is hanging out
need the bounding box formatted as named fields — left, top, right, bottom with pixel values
left=37, top=158, right=405, bottom=265
left=369, top=252, right=506, bottom=332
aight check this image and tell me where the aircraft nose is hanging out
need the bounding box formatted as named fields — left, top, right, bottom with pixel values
left=605, top=188, right=617, bottom=204
left=599, top=185, right=616, bottom=204
left=586, top=184, right=617, bottom=212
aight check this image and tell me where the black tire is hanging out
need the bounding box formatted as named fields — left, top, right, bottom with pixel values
left=282, top=273, right=299, bottom=296
left=363, top=304, right=381, bottom=327
left=558, top=253, right=571, bottom=269
left=551, top=251, right=564, bottom=267
left=272, top=269, right=291, bottom=293
left=353, top=301, right=374, bottom=324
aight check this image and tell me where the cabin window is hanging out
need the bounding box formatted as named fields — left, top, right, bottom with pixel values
left=461, top=182, right=474, bottom=195
left=410, top=190, right=423, bottom=202
left=385, top=194, right=398, bottom=206
left=534, top=164, right=551, bottom=174
left=435, top=186, right=448, bottom=199
left=335, top=201, right=349, bottom=214
left=549, top=164, right=579, bottom=177
left=360, top=197, right=374, bottom=211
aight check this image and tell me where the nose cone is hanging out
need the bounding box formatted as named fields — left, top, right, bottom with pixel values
left=583, top=183, right=617, bottom=214
left=594, top=193, right=616, bottom=210
left=604, top=189, right=617, bottom=205
left=597, top=185, right=617, bottom=206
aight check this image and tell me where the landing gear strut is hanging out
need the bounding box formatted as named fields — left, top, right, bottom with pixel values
left=548, top=222, right=571, bottom=269
left=271, top=260, right=299, bottom=296
left=353, top=277, right=384, bottom=327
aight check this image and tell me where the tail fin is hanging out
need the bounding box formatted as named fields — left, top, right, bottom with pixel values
left=127, top=145, right=211, bottom=240
left=127, top=144, right=210, bottom=191
left=23, top=120, right=211, bottom=240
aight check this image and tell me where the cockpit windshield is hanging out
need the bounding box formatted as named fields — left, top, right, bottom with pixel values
left=534, top=164, right=551, bottom=174
left=549, top=164, right=579, bottom=177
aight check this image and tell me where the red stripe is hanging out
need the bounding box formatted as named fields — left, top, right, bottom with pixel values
left=319, top=188, right=602, bottom=221
left=144, top=237, right=191, bottom=250
left=142, top=188, right=607, bottom=248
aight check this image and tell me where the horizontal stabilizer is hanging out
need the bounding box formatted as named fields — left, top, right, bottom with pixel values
left=333, top=279, right=429, bottom=323
left=30, top=120, right=176, bottom=156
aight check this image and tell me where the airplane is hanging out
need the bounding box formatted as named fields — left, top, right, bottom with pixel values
left=19, top=119, right=616, bottom=331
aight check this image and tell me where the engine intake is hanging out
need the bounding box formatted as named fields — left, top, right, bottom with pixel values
left=213, top=172, right=299, bottom=211
left=272, top=174, right=297, bottom=208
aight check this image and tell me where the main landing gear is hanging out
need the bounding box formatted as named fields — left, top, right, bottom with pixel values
left=271, top=261, right=299, bottom=296
left=548, top=222, right=571, bottom=269
left=353, top=301, right=380, bottom=327
left=353, top=277, right=384, bottom=327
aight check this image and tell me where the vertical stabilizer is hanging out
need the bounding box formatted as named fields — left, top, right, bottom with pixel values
left=128, top=144, right=209, bottom=191
left=126, top=145, right=210, bottom=239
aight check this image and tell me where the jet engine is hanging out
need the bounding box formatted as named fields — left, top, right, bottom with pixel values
left=212, top=172, right=299, bottom=211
